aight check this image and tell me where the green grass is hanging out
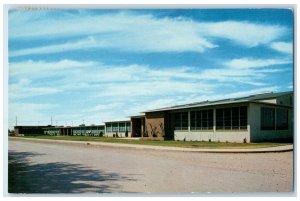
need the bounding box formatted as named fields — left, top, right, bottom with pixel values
left=12, top=135, right=292, bottom=149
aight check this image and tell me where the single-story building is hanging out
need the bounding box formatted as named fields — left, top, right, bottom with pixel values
left=71, top=125, right=105, bottom=136
left=104, top=120, right=131, bottom=137
left=14, top=125, right=54, bottom=136
left=130, top=115, right=145, bottom=138
left=133, top=91, right=293, bottom=142
left=43, top=125, right=105, bottom=136
left=13, top=91, right=293, bottom=143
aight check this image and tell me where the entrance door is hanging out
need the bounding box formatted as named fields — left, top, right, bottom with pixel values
left=135, top=118, right=142, bottom=137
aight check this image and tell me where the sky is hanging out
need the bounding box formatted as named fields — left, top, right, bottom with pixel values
left=7, top=9, right=294, bottom=129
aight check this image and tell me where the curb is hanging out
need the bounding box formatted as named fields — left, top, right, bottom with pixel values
left=9, top=137, right=293, bottom=154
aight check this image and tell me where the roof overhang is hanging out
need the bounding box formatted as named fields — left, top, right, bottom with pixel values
left=143, top=100, right=251, bottom=113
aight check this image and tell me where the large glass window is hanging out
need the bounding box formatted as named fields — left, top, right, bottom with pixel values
left=182, top=112, right=188, bottom=130
left=112, top=123, right=118, bottom=132
left=119, top=123, right=126, bottom=132
left=276, top=109, right=288, bottom=130
left=261, top=107, right=289, bottom=131
left=240, top=106, right=248, bottom=129
left=126, top=122, right=131, bottom=132
left=224, top=108, right=232, bottom=130
left=261, top=107, right=275, bottom=130
left=216, top=106, right=247, bottom=130
left=106, top=123, right=112, bottom=132
left=190, top=109, right=213, bottom=130
left=174, top=112, right=188, bottom=130
left=175, top=113, right=182, bottom=130
left=232, top=107, right=239, bottom=129
left=216, top=109, right=224, bottom=129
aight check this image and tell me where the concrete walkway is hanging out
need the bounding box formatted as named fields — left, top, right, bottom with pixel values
left=9, top=137, right=293, bottom=153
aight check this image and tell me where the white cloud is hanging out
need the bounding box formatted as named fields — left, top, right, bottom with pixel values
left=224, top=57, right=291, bottom=68
left=9, top=59, right=97, bottom=79
left=208, top=87, right=280, bottom=101
left=9, top=12, right=287, bottom=56
left=270, top=42, right=293, bottom=54
left=9, top=58, right=289, bottom=102
left=9, top=79, right=62, bottom=100
left=85, top=102, right=123, bottom=112
left=199, top=21, right=286, bottom=47
left=10, top=36, right=102, bottom=57
left=8, top=58, right=289, bottom=129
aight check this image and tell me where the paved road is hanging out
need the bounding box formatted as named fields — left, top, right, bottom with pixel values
left=8, top=139, right=293, bottom=194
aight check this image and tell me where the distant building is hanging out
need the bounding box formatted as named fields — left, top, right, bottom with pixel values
left=14, top=125, right=54, bottom=136
left=104, top=120, right=131, bottom=137
left=43, top=125, right=105, bottom=136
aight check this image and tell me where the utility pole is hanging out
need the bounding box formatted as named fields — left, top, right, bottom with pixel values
left=51, top=116, right=53, bottom=126
left=15, top=116, right=17, bottom=126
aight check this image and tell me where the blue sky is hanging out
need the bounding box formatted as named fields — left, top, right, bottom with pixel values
left=8, top=9, right=293, bottom=128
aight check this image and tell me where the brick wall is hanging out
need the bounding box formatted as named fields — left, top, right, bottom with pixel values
left=145, top=112, right=165, bottom=138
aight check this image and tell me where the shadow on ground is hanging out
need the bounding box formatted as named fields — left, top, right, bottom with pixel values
left=8, top=150, right=137, bottom=194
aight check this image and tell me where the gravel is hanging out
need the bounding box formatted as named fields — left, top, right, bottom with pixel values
left=8, top=139, right=294, bottom=194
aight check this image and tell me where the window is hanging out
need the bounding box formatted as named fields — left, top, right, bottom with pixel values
left=216, top=106, right=247, bottom=130
left=216, top=109, right=224, bottom=129
left=182, top=112, right=188, bottom=130
left=190, top=109, right=213, bottom=130
left=174, top=112, right=188, bottom=130
left=261, top=107, right=275, bottom=130
left=175, top=113, right=182, bottom=130
left=106, top=123, right=112, bottom=132
left=239, top=106, right=247, bottom=129
left=261, top=107, right=289, bottom=130
left=276, top=109, right=288, bottom=130
left=224, top=108, right=232, bottom=130
left=126, top=122, right=131, bottom=132
left=112, top=123, right=118, bottom=132
left=232, top=107, right=239, bottom=129
left=202, top=110, right=209, bottom=129
left=190, top=111, right=197, bottom=129
left=119, top=123, right=126, bottom=132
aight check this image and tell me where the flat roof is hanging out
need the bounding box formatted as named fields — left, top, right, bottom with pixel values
left=71, top=125, right=105, bottom=128
left=43, top=125, right=105, bottom=129
left=142, top=91, right=293, bottom=113
left=15, top=125, right=54, bottom=128
left=130, top=114, right=145, bottom=118
left=104, top=120, right=131, bottom=123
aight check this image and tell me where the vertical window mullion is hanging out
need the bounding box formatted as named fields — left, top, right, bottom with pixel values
left=238, top=107, right=240, bottom=130
left=200, top=111, right=202, bottom=130
left=180, top=112, right=182, bottom=130
left=230, top=108, right=232, bottom=130
left=223, top=109, right=225, bottom=129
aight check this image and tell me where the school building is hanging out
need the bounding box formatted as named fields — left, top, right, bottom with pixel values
left=14, top=91, right=293, bottom=143
left=131, top=91, right=293, bottom=142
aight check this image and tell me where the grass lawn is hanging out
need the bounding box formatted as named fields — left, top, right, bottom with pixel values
left=13, top=135, right=292, bottom=149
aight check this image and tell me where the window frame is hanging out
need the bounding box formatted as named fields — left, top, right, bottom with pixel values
left=190, top=109, right=213, bottom=131
left=216, top=106, right=248, bottom=130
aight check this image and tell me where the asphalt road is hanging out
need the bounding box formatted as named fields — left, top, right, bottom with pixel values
left=8, top=139, right=293, bottom=194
